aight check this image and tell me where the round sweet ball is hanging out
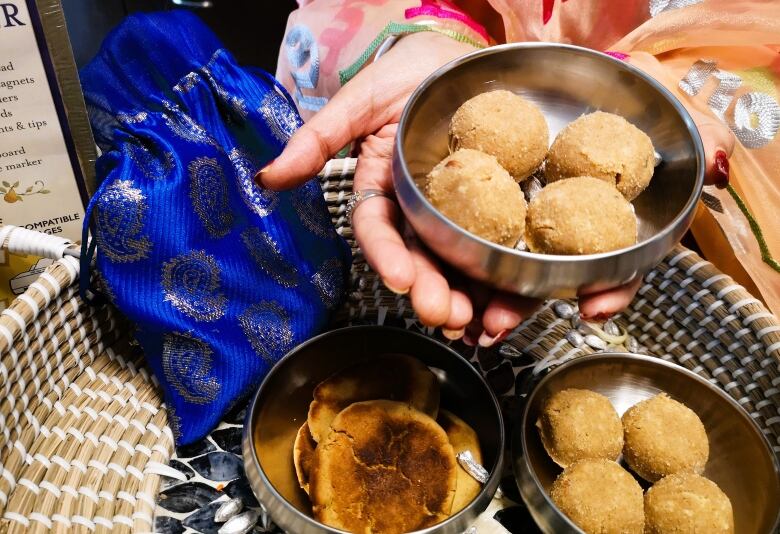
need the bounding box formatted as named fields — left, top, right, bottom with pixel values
left=537, top=388, right=623, bottom=467
left=424, top=149, right=527, bottom=247
left=449, top=90, right=549, bottom=181
left=550, top=459, right=645, bottom=534
left=645, top=473, right=734, bottom=534
left=525, top=176, right=637, bottom=255
left=545, top=111, right=655, bottom=201
left=622, top=393, right=709, bottom=482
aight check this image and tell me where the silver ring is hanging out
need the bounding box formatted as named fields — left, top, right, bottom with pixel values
left=346, top=189, right=392, bottom=224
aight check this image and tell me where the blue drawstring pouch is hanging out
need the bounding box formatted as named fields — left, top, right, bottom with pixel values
left=79, top=11, right=351, bottom=445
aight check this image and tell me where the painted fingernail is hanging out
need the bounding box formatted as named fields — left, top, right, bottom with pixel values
left=382, top=280, right=410, bottom=295
left=604, top=51, right=630, bottom=61
left=478, top=329, right=508, bottom=348
left=462, top=334, right=477, bottom=347
left=714, top=150, right=729, bottom=189
left=442, top=328, right=465, bottom=341
left=254, top=159, right=275, bottom=186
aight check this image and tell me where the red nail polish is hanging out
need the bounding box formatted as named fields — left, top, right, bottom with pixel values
left=580, top=311, right=612, bottom=322
left=714, top=151, right=729, bottom=189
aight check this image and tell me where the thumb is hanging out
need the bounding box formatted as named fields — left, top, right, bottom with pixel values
left=256, top=73, right=380, bottom=191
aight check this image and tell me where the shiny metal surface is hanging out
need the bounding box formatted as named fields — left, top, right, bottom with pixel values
left=512, top=353, right=780, bottom=534
left=393, top=43, right=705, bottom=298
left=243, top=326, right=505, bottom=534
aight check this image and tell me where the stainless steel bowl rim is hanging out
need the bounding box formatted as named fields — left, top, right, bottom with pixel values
left=243, top=325, right=506, bottom=534
left=517, top=352, right=780, bottom=534
left=394, top=42, right=706, bottom=264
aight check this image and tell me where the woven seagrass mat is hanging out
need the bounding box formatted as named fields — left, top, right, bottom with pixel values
left=1, top=159, right=779, bottom=533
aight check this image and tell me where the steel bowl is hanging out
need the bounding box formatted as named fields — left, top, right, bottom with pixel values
left=512, top=353, right=780, bottom=534
left=242, top=326, right=505, bottom=534
left=392, top=43, right=705, bottom=298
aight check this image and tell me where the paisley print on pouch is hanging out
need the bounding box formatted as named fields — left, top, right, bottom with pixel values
left=117, top=111, right=148, bottom=124
left=162, top=250, right=227, bottom=322
left=229, top=147, right=279, bottom=217
left=125, top=140, right=175, bottom=181
left=203, top=66, right=249, bottom=119
left=162, top=100, right=220, bottom=148
left=95, top=179, right=152, bottom=263
left=240, top=227, right=298, bottom=287
left=239, top=301, right=295, bottom=363
left=293, top=180, right=335, bottom=238
left=189, top=157, right=234, bottom=238
left=311, top=257, right=344, bottom=310
left=162, top=332, right=221, bottom=404
left=259, top=90, right=303, bottom=143
left=174, top=72, right=202, bottom=94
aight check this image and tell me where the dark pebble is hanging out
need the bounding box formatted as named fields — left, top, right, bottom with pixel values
left=509, top=351, right=536, bottom=368
left=514, top=366, right=537, bottom=398
left=176, top=437, right=217, bottom=459
left=158, top=482, right=221, bottom=513
left=182, top=502, right=223, bottom=534
left=154, top=516, right=185, bottom=534
left=190, top=451, right=245, bottom=481
left=486, top=361, right=514, bottom=395
left=160, top=459, right=197, bottom=490
left=212, top=427, right=243, bottom=455
left=477, top=348, right=503, bottom=372
left=225, top=403, right=249, bottom=425
left=224, top=478, right=260, bottom=508
left=493, top=505, right=543, bottom=533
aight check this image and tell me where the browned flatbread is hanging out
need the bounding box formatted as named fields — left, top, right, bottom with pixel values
left=437, top=410, right=483, bottom=514
left=307, top=354, right=440, bottom=443
left=310, top=400, right=457, bottom=534
left=293, top=422, right=316, bottom=494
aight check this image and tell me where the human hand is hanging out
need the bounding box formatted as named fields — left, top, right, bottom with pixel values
left=626, top=52, right=736, bottom=189
left=257, top=33, right=700, bottom=345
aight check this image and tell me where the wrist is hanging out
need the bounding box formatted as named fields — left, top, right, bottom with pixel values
left=339, top=22, right=481, bottom=86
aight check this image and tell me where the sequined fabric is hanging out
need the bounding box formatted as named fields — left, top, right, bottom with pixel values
left=80, top=11, right=351, bottom=445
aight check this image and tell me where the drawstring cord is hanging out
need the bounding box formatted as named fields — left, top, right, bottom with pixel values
left=79, top=177, right=111, bottom=306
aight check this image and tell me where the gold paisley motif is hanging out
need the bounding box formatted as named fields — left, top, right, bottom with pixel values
left=162, top=250, right=227, bottom=322
left=174, top=72, right=202, bottom=93
left=168, top=412, right=183, bottom=440
left=95, top=179, right=152, bottom=263
left=117, top=111, right=148, bottom=124
left=162, top=100, right=220, bottom=148
left=229, top=147, right=279, bottom=217
left=239, top=301, right=295, bottom=363
left=240, top=227, right=298, bottom=287
left=189, top=157, right=234, bottom=238
left=311, top=257, right=344, bottom=310
left=293, top=181, right=335, bottom=238
left=162, top=332, right=221, bottom=405
left=125, top=140, right=175, bottom=181
left=202, top=67, right=248, bottom=119
left=259, top=90, right=303, bottom=143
